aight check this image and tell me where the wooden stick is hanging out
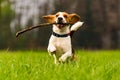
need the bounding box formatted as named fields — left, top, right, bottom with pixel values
left=16, top=23, right=72, bottom=37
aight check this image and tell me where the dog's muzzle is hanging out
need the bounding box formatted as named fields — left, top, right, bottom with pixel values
left=56, top=17, right=66, bottom=29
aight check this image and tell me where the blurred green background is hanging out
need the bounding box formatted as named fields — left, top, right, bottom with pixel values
left=0, top=0, right=120, bottom=50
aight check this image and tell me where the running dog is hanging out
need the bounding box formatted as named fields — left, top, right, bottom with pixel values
left=43, top=12, right=83, bottom=64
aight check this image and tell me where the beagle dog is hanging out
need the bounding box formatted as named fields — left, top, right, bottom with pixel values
left=43, top=12, right=83, bottom=64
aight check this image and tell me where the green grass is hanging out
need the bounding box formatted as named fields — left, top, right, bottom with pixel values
left=0, top=50, right=120, bottom=80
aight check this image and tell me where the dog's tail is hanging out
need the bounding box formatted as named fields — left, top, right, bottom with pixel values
left=70, top=21, right=84, bottom=37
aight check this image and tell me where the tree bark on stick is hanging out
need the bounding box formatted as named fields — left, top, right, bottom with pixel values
left=16, top=23, right=72, bottom=37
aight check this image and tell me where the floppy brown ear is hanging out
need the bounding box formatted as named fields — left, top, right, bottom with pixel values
left=69, top=14, right=80, bottom=24
left=43, top=15, right=55, bottom=23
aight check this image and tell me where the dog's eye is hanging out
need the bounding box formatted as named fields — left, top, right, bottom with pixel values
left=64, top=15, right=67, bottom=18
left=56, top=14, right=59, bottom=17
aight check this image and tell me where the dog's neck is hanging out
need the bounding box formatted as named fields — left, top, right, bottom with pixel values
left=53, top=24, right=70, bottom=35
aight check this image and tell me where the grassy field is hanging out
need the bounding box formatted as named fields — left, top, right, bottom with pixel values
left=0, top=50, right=120, bottom=80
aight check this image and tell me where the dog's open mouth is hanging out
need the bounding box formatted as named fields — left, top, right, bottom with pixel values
left=56, top=23, right=67, bottom=29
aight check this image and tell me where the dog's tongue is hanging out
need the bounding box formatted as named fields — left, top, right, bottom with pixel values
left=57, top=24, right=64, bottom=29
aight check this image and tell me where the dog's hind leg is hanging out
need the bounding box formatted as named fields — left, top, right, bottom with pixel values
left=71, top=48, right=77, bottom=61
left=59, top=50, right=72, bottom=62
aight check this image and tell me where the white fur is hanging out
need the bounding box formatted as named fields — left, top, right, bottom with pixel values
left=71, top=21, right=84, bottom=31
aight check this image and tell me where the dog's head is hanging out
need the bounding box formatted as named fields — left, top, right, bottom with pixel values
left=43, top=12, right=80, bottom=28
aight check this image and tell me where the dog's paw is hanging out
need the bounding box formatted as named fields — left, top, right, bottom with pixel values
left=71, top=21, right=84, bottom=31
left=59, top=57, right=66, bottom=62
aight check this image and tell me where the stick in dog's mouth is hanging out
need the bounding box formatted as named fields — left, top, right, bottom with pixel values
left=55, top=23, right=70, bottom=29
left=16, top=23, right=73, bottom=37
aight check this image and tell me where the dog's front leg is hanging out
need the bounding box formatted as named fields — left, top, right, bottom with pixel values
left=53, top=54, right=58, bottom=64
left=47, top=44, right=56, bottom=56
left=47, top=44, right=58, bottom=64
left=59, top=50, right=72, bottom=62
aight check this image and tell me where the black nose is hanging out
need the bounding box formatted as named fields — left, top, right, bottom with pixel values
left=58, top=17, right=63, bottom=21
